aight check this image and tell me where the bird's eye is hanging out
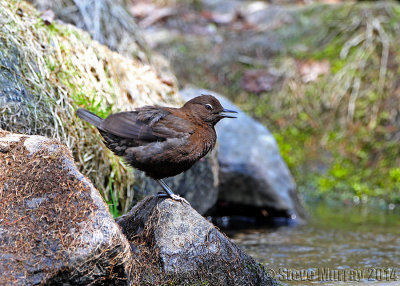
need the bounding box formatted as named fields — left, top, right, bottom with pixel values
left=205, top=104, right=213, bottom=110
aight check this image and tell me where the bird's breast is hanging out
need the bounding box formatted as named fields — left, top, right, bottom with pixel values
left=186, top=126, right=216, bottom=157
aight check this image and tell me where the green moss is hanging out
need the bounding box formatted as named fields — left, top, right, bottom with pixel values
left=41, top=29, right=113, bottom=123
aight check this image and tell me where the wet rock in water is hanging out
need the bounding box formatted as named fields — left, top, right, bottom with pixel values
left=117, top=196, right=278, bottom=286
left=0, top=130, right=132, bottom=285
left=136, top=148, right=219, bottom=215
left=181, top=88, right=305, bottom=221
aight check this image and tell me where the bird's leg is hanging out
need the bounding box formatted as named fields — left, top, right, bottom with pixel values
left=156, top=179, right=189, bottom=205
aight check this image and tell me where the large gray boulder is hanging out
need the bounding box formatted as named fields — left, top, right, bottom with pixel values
left=181, top=87, right=305, bottom=220
left=117, top=196, right=278, bottom=286
left=0, top=130, right=132, bottom=285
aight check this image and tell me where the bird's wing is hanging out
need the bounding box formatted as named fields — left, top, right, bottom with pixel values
left=100, top=110, right=164, bottom=141
left=151, top=113, right=196, bottom=138
left=100, top=107, right=194, bottom=141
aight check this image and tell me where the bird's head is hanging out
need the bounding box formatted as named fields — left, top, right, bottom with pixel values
left=183, top=94, right=237, bottom=126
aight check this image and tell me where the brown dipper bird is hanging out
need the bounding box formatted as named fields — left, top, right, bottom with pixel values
left=77, top=94, right=237, bottom=203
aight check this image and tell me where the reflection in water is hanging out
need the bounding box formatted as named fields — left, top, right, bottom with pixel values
left=231, top=205, right=400, bottom=285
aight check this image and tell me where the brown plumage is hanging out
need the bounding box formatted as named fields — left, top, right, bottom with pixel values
left=77, top=94, right=237, bottom=203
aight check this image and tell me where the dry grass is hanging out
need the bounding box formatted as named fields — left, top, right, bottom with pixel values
left=270, top=3, right=400, bottom=133
left=0, top=0, right=181, bottom=213
left=31, top=0, right=150, bottom=61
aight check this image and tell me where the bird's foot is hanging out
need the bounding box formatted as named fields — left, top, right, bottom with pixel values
left=157, top=192, right=190, bottom=205
left=170, top=194, right=190, bottom=205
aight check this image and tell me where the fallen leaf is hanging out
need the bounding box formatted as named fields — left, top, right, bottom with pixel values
left=241, top=69, right=281, bottom=93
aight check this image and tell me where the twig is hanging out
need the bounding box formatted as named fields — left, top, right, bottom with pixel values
left=59, top=228, right=66, bottom=248
left=6, top=215, right=28, bottom=225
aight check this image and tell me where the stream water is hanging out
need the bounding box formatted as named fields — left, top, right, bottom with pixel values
left=231, top=204, right=400, bottom=285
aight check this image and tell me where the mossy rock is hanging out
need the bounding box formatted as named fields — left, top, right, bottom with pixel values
left=0, top=0, right=181, bottom=214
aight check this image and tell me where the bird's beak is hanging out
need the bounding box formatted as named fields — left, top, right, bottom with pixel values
left=220, top=108, right=238, bottom=118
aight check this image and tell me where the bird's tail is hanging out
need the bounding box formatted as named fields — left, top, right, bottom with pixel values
left=76, top=108, right=103, bottom=128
